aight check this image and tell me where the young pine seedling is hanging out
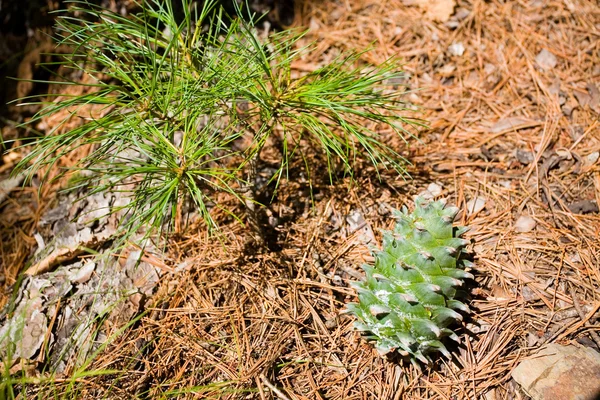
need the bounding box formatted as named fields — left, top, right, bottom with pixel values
left=14, top=0, right=422, bottom=244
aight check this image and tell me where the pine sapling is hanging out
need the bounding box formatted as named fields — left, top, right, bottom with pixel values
left=12, top=0, right=422, bottom=244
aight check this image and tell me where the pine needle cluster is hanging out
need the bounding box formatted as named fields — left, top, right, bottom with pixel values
left=15, top=0, right=421, bottom=242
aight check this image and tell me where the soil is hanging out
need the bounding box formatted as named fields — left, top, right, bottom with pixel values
left=1, top=0, right=599, bottom=399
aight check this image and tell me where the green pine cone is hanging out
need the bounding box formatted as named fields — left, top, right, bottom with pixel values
left=346, top=197, right=473, bottom=364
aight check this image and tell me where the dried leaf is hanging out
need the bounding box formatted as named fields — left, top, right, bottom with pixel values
left=466, top=197, right=486, bottom=216
left=586, top=83, right=600, bottom=112
left=0, top=172, right=25, bottom=204
left=490, top=117, right=541, bottom=134
left=574, top=89, right=592, bottom=108
left=410, top=0, right=456, bottom=22
left=535, top=49, right=558, bottom=70
left=568, top=200, right=599, bottom=214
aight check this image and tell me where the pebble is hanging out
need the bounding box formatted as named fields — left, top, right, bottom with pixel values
left=409, top=93, right=422, bottom=104
left=448, top=42, right=465, bottom=57
left=466, top=197, right=486, bottom=216
left=427, top=182, right=443, bottom=196
left=498, top=180, right=512, bottom=189
left=454, top=7, right=470, bottom=20
left=535, top=49, right=558, bottom=70
left=325, top=317, right=338, bottom=329
left=512, top=344, right=600, bottom=400
left=515, top=215, right=536, bottom=232
left=585, top=151, right=599, bottom=166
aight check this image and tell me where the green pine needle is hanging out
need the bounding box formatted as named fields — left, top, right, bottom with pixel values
left=13, top=0, right=423, bottom=243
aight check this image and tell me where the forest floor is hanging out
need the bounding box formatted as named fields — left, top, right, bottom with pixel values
left=1, top=0, right=600, bottom=399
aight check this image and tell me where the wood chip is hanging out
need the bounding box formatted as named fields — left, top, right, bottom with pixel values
left=490, top=117, right=541, bottom=133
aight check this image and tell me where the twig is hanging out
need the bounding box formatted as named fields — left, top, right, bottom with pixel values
left=556, top=302, right=600, bottom=343
left=255, top=375, right=267, bottom=400
left=552, top=305, right=600, bottom=322
left=568, top=286, right=600, bottom=348
left=259, top=374, right=292, bottom=400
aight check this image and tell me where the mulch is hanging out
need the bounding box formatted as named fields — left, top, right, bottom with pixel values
left=1, top=0, right=599, bottom=398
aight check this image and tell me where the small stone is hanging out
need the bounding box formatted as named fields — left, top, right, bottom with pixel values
left=331, top=274, right=343, bottom=286
left=439, top=64, right=456, bottom=76
left=409, top=93, right=422, bottom=104
left=527, top=332, right=541, bottom=347
left=512, top=344, right=600, bottom=400
left=495, top=181, right=510, bottom=190
left=585, top=152, right=599, bottom=166
left=515, top=149, right=535, bottom=165
left=483, top=388, right=497, bottom=400
left=378, top=202, right=391, bottom=216
left=466, top=197, right=486, bottom=216
left=346, top=210, right=376, bottom=245
left=454, top=7, right=470, bottom=20
left=521, top=285, right=538, bottom=302
left=484, top=63, right=496, bottom=75
left=346, top=211, right=366, bottom=233
left=515, top=215, right=536, bottom=232
left=0, top=172, right=25, bottom=204
left=535, top=49, right=557, bottom=70
left=427, top=183, right=443, bottom=196
left=325, top=317, right=338, bottom=329
left=448, top=42, right=465, bottom=57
